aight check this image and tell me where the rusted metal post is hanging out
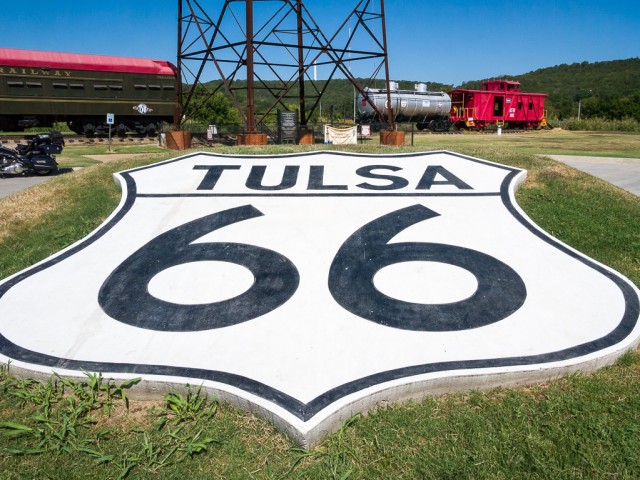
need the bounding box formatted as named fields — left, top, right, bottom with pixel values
left=296, top=0, right=306, bottom=126
left=379, top=0, right=395, bottom=131
left=175, top=0, right=183, bottom=129
left=246, top=0, right=256, bottom=133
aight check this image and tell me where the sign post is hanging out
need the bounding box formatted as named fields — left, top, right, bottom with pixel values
left=106, top=113, right=115, bottom=152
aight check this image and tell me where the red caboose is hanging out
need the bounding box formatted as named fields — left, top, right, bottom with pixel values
left=449, top=80, right=547, bottom=130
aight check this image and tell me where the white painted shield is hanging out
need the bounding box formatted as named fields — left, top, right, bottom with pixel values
left=0, top=151, right=638, bottom=446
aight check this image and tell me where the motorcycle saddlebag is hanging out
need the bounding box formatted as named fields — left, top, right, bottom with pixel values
left=31, top=155, right=58, bottom=172
left=44, top=144, right=63, bottom=155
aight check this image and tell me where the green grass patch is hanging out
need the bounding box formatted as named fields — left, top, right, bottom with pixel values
left=2, top=354, right=640, bottom=478
left=413, top=129, right=640, bottom=158
left=1, top=134, right=639, bottom=478
left=55, top=143, right=167, bottom=169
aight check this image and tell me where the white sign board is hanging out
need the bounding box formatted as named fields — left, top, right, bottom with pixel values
left=0, top=151, right=638, bottom=446
left=106, top=113, right=115, bottom=125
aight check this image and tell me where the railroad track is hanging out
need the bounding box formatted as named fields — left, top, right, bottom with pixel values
left=412, top=128, right=539, bottom=135
left=0, top=133, right=159, bottom=147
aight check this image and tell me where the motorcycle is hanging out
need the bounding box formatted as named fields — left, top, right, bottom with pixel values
left=0, top=131, right=64, bottom=177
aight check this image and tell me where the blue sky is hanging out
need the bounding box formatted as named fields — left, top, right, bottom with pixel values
left=1, top=0, right=639, bottom=86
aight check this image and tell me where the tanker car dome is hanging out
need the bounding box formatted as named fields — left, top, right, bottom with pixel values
left=415, top=83, right=427, bottom=93
left=388, top=81, right=399, bottom=91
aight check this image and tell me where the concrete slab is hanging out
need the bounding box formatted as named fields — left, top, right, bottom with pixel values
left=544, top=155, right=640, bottom=196
left=0, top=151, right=638, bottom=447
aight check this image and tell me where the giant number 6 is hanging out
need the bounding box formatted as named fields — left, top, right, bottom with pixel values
left=99, top=205, right=300, bottom=331
left=328, top=204, right=526, bottom=331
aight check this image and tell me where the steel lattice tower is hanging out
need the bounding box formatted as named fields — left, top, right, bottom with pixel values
left=176, top=0, right=395, bottom=136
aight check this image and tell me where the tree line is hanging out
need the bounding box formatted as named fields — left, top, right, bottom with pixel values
left=184, top=58, right=640, bottom=125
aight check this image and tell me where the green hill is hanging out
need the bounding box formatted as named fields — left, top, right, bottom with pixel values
left=459, top=58, right=640, bottom=120
left=191, top=58, right=640, bottom=123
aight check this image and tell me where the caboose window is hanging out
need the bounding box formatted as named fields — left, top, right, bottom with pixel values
left=528, top=102, right=534, bottom=110
left=518, top=102, right=523, bottom=110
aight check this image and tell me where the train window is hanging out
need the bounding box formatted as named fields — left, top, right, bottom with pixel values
left=149, top=85, right=162, bottom=90
left=94, top=85, right=108, bottom=90
left=528, top=102, right=534, bottom=110
left=53, top=83, right=68, bottom=89
left=134, top=84, right=147, bottom=90
left=109, top=85, right=123, bottom=90
left=69, top=84, right=85, bottom=89
left=7, top=81, right=24, bottom=87
left=518, top=101, right=523, bottom=110
left=26, top=82, right=42, bottom=88
left=162, top=84, right=175, bottom=90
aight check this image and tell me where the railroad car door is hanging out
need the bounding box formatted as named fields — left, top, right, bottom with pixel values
left=493, top=95, right=505, bottom=119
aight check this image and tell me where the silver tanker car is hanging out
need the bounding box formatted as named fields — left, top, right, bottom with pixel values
left=358, top=82, right=452, bottom=132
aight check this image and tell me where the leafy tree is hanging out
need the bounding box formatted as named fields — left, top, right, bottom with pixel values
left=192, top=91, right=242, bottom=125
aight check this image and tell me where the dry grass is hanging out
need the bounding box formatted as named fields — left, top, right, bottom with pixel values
left=0, top=176, right=72, bottom=243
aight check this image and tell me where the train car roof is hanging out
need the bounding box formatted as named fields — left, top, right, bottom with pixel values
left=0, top=48, right=177, bottom=76
left=448, top=87, right=548, bottom=96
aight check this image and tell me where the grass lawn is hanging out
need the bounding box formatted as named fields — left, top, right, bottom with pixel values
left=0, top=130, right=639, bottom=479
left=410, top=128, right=640, bottom=158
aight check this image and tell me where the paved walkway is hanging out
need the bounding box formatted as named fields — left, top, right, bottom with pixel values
left=0, top=169, right=74, bottom=199
left=543, top=155, right=640, bottom=196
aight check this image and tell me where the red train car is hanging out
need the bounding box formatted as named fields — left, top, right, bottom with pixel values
left=449, top=80, right=547, bottom=130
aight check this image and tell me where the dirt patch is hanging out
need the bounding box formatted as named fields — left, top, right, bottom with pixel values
left=525, top=162, right=581, bottom=189
left=84, top=153, right=154, bottom=162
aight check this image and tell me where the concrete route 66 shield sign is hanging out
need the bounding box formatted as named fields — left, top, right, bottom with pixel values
left=0, top=151, right=638, bottom=446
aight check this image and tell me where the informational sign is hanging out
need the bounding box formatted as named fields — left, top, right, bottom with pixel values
left=324, top=125, right=357, bottom=144
left=0, top=151, right=638, bottom=446
left=277, top=110, right=298, bottom=144
left=361, top=124, right=371, bottom=137
left=207, top=125, right=217, bottom=141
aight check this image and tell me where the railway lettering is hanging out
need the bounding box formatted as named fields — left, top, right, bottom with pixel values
left=0, top=67, right=72, bottom=77
left=193, top=164, right=473, bottom=191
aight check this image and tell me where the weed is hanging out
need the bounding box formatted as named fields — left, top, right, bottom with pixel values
left=159, top=385, right=217, bottom=425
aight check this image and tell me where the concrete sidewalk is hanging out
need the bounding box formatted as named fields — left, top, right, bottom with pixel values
left=544, top=155, right=640, bottom=196
left=0, top=169, right=73, bottom=199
